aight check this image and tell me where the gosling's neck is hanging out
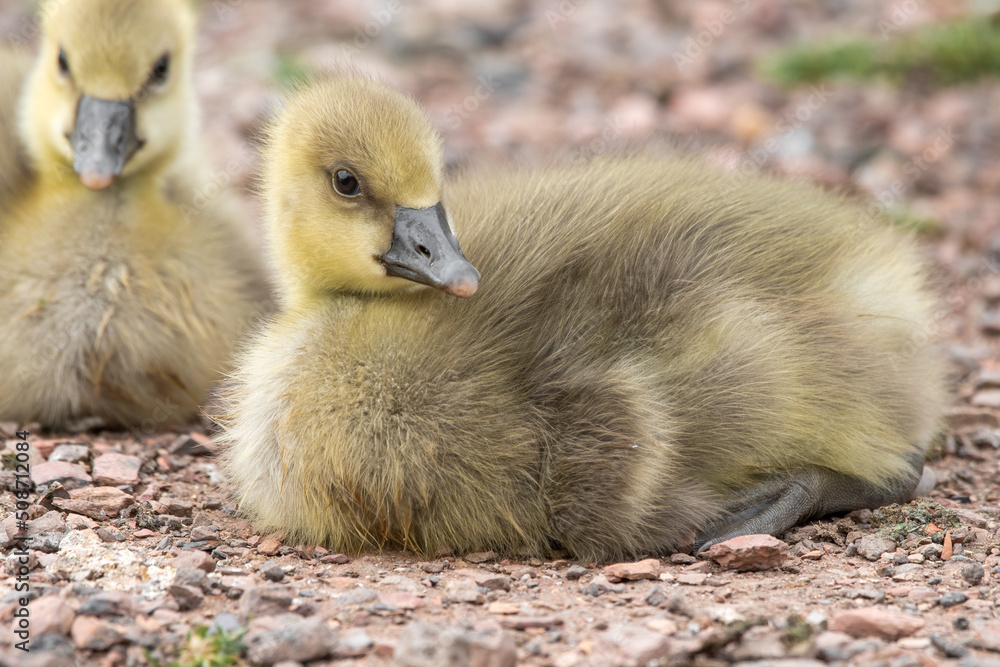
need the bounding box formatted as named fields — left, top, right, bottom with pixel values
left=276, top=280, right=421, bottom=317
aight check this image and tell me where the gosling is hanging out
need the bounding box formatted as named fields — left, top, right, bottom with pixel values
left=219, top=74, right=946, bottom=563
left=0, top=0, right=267, bottom=429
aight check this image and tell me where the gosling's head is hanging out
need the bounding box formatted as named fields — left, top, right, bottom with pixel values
left=263, top=74, right=479, bottom=304
left=21, top=0, right=197, bottom=190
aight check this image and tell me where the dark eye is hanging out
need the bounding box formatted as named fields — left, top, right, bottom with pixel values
left=57, top=48, right=70, bottom=76
left=332, top=169, right=361, bottom=197
left=148, top=53, right=170, bottom=85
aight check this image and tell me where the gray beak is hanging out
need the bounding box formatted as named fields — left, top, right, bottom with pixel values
left=383, top=203, right=480, bottom=298
left=70, top=96, right=141, bottom=190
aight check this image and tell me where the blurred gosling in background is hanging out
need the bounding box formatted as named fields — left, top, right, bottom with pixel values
left=0, top=0, right=268, bottom=430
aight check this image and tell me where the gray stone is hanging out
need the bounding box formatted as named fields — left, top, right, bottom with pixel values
left=419, top=561, right=446, bottom=574
left=173, top=549, right=217, bottom=573
left=930, top=634, right=969, bottom=659
left=334, top=587, right=377, bottom=606
left=95, top=527, right=126, bottom=543
left=259, top=561, right=285, bottom=582
left=856, top=535, right=896, bottom=561
left=49, top=444, right=90, bottom=464
left=644, top=585, right=666, bottom=607
left=962, top=562, right=985, bottom=586
left=394, top=623, right=516, bottom=667
left=595, top=624, right=671, bottom=666
left=940, top=591, right=967, bottom=608
left=581, top=574, right=625, bottom=596
left=240, top=586, right=294, bottom=619
left=26, top=511, right=66, bottom=537
left=78, top=592, right=135, bottom=617
left=564, top=564, right=588, bottom=580
left=168, top=584, right=204, bottom=611
left=245, top=616, right=338, bottom=665
left=209, top=612, right=242, bottom=635
left=469, top=571, right=511, bottom=592
left=922, top=543, right=944, bottom=560
left=190, top=526, right=220, bottom=541
left=174, top=567, right=208, bottom=591
left=333, top=629, right=374, bottom=658
left=728, top=629, right=787, bottom=662
left=444, top=578, right=486, bottom=604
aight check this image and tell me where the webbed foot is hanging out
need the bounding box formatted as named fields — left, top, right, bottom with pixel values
left=693, top=453, right=926, bottom=552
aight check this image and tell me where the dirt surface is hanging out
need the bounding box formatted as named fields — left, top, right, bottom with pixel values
left=1, top=0, right=999, bottom=666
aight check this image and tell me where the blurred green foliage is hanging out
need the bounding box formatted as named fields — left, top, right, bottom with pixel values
left=148, top=625, right=247, bottom=667
left=870, top=499, right=962, bottom=545
left=763, top=17, right=1000, bottom=88
left=273, top=53, right=312, bottom=89
left=889, top=209, right=940, bottom=236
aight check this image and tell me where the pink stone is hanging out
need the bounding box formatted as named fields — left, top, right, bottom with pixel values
left=706, top=534, right=789, bottom=572
left=830, top=608, right=925, bottom=641
left=380, top=592, right=425, bottom=610
left=29, top=461, right=92, bottom=489
left=604, top=558, right=661, bottom=582
left=173, top=550, right=217, bottom=573
left=257, top=536, right=282, bottom=555
left=92, top=453, right=141, bottom=486
left=70, top=486, right=135, bottom=514
left=30, top=596, right=75, bottom=637
left=70, top=616, right=124, bottom=651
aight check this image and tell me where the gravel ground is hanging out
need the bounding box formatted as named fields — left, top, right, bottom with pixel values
left=1, top=1, right=999, bottom=666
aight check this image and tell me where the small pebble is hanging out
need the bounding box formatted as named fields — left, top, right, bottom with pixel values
left=644, top=585, right=666, bottom=607
left=259, top=561, right=286, bottom=582
left=939, top=591, right=967, bottom=608
left=961, top=562, right=985, bottom=586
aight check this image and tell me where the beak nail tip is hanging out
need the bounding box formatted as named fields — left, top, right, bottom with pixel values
left=79, top=173, right=115, bottom=190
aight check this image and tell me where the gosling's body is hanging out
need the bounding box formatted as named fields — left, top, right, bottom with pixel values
left=221, top=77, right=944, bottom=562
left=0, top=0, right=266, bottom=428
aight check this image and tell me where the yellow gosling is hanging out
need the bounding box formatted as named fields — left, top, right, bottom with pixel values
left=219, top=74, right=946, bottom=563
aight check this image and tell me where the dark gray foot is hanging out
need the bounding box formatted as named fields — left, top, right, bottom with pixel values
left=693, top=453, right=924, bottom=552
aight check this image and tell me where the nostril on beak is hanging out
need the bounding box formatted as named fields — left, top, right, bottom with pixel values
left=417, top=245, right=431, bottom=260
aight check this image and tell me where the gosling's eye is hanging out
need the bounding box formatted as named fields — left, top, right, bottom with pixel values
left=57, top=48, right=70, bottom=77
left=148, top=53, right=170, bottom=86
left=332, top=169, right=361, bottom=197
